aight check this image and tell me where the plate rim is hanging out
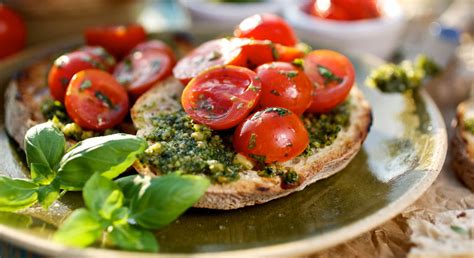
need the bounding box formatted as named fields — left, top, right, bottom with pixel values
left=0, top=37, right=447, bottom=257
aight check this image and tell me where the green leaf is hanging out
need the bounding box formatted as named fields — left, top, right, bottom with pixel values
left=53, top=208, right=103, bottom=248
left=108, top=224, right=159, bottom=252
left=83, top=173, right=124, bottom=220
left=0, top=177, right=38, bottom=212
left=128, top=173, right=209, bottom=229
left=57, top=134, right=147, bottom=190
left=115, top=175, right=144, bottom=207
left=30, top=163, right=55, bottom=185
left=24, top=123, right=65, bottom=182
left=0, top=211, right=33, bottom=229
left=37, top=179, right=60, bottom=210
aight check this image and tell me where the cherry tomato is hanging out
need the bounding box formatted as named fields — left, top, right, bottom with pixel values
left=237, top=39, right=304, bottom=68
left=234, top=13, right=298, bottom=46
left=310, top=0, right=380, bottom=21
left=233, top=107, right=309, bottom=163
left=172, top=38, right=246, bottom=85
left=132, top=40, right=176, bottom=66
left=65, top=69, right=129, bottom=130
left=79, top=46, right=116, bottom=72
left=256, top=62, right=313, bottom=115
left=0, top=5, right=26, bottom=59
left=114, top=49, right=173, bottom=98
left=48, top=51, right=109, bottom=102
left=84, top=24, right=146, bottom=58
left=303, top=50, right=355, bottom=113
left=181, top=66, right=261, bottom=130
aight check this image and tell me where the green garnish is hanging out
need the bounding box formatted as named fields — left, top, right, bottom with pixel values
left=41, top=100, right=71, bottom=123
left=269, top=43, right=280, bottom=60
left=292, top=58, right=304, bottom=68
left=79, top=79, right=92, bottom=91
left=286, top=71, right=298, bottom=79
left=95, top=91, right=114, bottom=109
left=450, top=225, right=468, bottom=235
left=317, top=64, right=343, bottom=85
left=464, top=118, right=474, bottom=135
left=248, top=133, right=257, bottom=150
left=366, top=55, right=440, bottom=93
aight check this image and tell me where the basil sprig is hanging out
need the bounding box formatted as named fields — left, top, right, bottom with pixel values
left=54, top=173, right=209, bottom=252
left=0, top=122, right=147, bottom=211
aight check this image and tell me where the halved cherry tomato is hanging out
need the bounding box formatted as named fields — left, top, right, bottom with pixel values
left=310, top=0, right=381, bottom=21
left=84, top=24, right=146, bottom=58
left=233, top=107, right=309, bottom=163
left=237, top=39, right=304, bottom=68
left=114, top=49, right=173, bottom=98
left=256, top=62, right=313, bottom=115
left=234, top=13, right=298, bottom=47
left=132, top=40, right=176, bottom=66
left=172, top=38, right=246, bottom=85
left=79, top=46, right=116, bottom=72
left=0, top=5, right=26, bottom=59
left=181, top=66, right=261, bottom=130
left=303, top=50, right=355, bottom=113
left=48, top=51, right=109, bottom=102
left=65, top=69, right=129, bottom=130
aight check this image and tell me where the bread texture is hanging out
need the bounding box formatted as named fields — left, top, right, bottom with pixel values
left=131, top=77, right=373, bottom=210
left=452, top=100, right=474, bottom=191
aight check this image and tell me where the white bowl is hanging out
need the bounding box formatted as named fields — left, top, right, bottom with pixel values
left=178, top=0, right=285, bottom=31
left=284, top=0, right=406, bottom=59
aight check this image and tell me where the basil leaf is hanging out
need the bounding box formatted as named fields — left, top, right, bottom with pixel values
left=0, top=177, right=38, bottom=212
left=129, top=173, right=209, bottom=229
left=108, top=224, right=159, bottom=252
left=83, top=173, right=124, bottom=220
left=53, top=208, right=103, bottom=248
left=24, top=123, right=65, bottom=181
left=57, top=134, right=147, bottom=190
left=37, top=179, right=60, bottom=210
left=115, top=175, right=146, bottom=207
left=0, top=211, right=33, bottom=229
left=30, top=163, right=55, bottom=185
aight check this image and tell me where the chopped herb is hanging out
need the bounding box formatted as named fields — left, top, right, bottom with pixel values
left=254, top=76, right=261, bottom=81
left=318, top=65, right=343, bottom=85
left=248, top=133, right=257, bottom=150
left=265, top=107, right=290, bottom=116
left=292, top=58, right=304, bottom=68
left=41, top=100, right=71, bottom=123
left=269, top=43, right=280, bottom=60
left=95, top=91, right=114, bottom=109
left=450, top=225, right=468, bottom=235
left=250, top=154, right=266, bottom=165
left=60, top=77, right=69, bottom=86
left=282, top=170, right=298, bottom=184
left=286, top=71, right=298, bottom=79
left=248, top=84, right=260, bottom=92
left=270, top=89, right=281, bottom=96
left=464, top=119, right=474, bottom=135
left=79, top=80, right=92, bottom=91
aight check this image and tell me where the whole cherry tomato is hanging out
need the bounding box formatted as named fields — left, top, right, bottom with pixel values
left=0, top=5, right=26, bottom=59
left=233, top=107, right=309, bottom=163
left=303, top=50, right=355, bottom=113
left=132, top=40, right=176, bottom=66
left=310, top=0, right=381, bottom=21
left=48, top=51, right=110, bottom=102
left=256, top=62, right=313, bottom=115
left=234, top=13, right=298, bottom=46
left=84, top=24, right=146, bottom=58
left=181, top=65, right=261, bottom=130
left=65, top=69, right=129, bottom=130
left=114, top=49, right=173, bottom=98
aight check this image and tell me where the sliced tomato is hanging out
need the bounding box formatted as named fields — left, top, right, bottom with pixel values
left=84, top=24, right=146, bottom=58
left=236, top=39, right=304, bottom=68
left=114, top=49, right=173, bottom=98
left=132, top=40, right=176, bottom=66
left=181, top=66, right=261, bottom=130
left=310, top=0, right=381, bottom=21
left=65, top=69, right=129, bottom=130
left=233, top=107, right=309, bottom=163
left=79, top=46, right=116, bottom=72
left=172, top=38, right=246, bottom=85
left=256, top=62, right=313, bottom=115
left=48, top=51, right=109, bottom=102
left=303, top=50, right=355, bottom=113
left=234, top=13, right=298, bottom=46
left=0, top=4, right=26, bottom=59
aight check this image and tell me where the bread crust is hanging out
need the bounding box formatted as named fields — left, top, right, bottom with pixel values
left=452, top=100, right=474, bottom=191
left=131, top=78, right=373, bottom=210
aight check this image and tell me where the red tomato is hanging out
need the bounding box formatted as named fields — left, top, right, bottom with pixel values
left=84, top=24, right=146, bottom=58
left=132, top=40, right=176, bottom=66
left=172, top=38, right=246, bottom=85
left=181, top=66, right=261, bottom=130
left=233, top=107, right=309, bottom=163
left=303, top=50, right=355, bottom=113
left=0, top=5, right=26, bottom=59
left=65, top=69, right=129, bottom=130
left=114, top=49, right=173, bottom=98
left=234, top=13, right=298, bottom=46
left=256, top=62, right=313, bottom=115
left=79, top=46, right=116, bottom=72
left=48, top=51, right=109, bottom=102
left=310, top=0, right=381, bottom=21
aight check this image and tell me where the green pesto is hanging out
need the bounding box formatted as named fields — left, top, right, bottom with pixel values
left=464, top=118, right=474, bottom=135
left=257, top=165, right=299, bottom=185
left=140, top=110, right=241, bottom=184
left=303, top=101, right=351, bottom=156
left=366, top=55, right=440, bottom=93
left=41, top=99, right=71, bottom=124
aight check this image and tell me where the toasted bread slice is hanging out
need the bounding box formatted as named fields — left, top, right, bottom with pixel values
left=131, top=77, right=373, bottom=210
left=452, top=100, right=474, bottom=191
